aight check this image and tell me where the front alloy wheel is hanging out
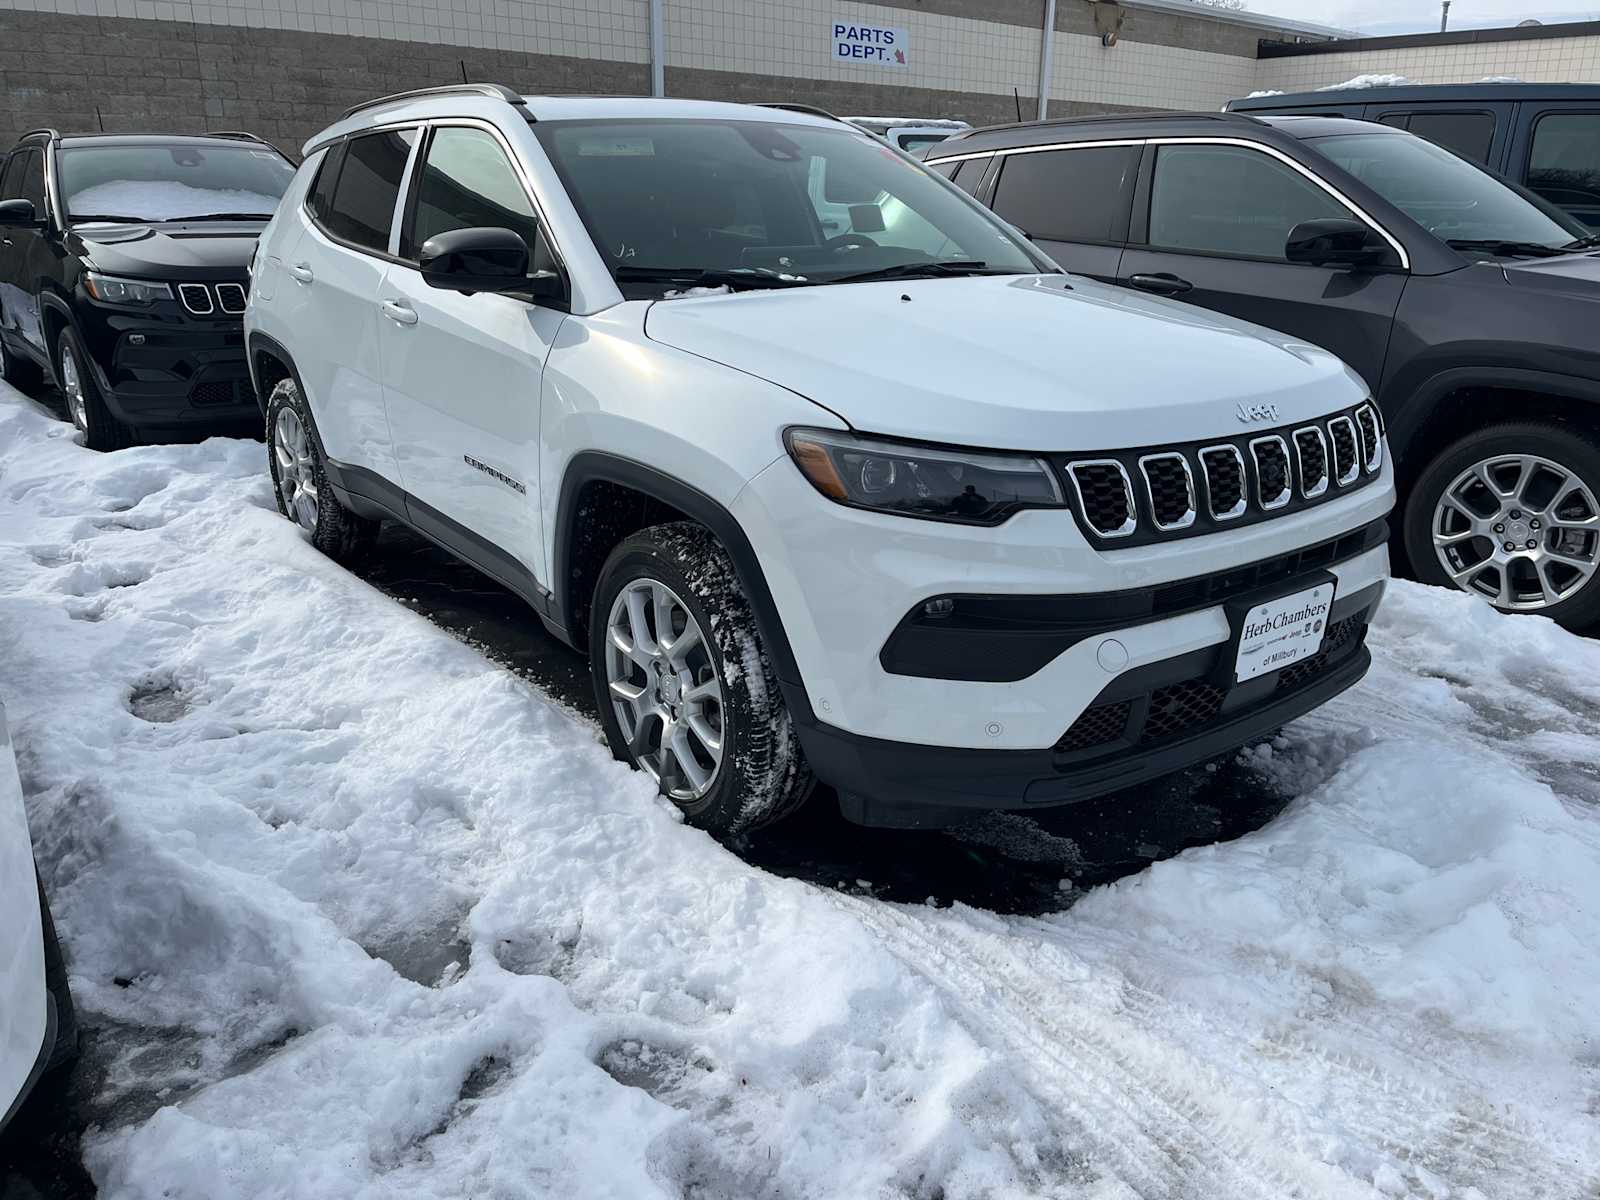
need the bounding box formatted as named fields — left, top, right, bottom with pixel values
left=604, top=578, right=725, bottom=802
left=1405, top=420, right=1600, bottom=629
left=59, top=344, right=89, bottom=431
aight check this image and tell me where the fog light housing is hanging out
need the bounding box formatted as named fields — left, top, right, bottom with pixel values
left=922, top=598, right=955, bottom=619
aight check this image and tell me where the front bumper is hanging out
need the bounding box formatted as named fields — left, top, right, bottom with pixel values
left=74, top=291, right=258, bottom=430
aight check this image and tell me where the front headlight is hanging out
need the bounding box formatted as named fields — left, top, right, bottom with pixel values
left=83, top=272, right=171, bottom=306
left=785, top=427, right=1065, bottom=525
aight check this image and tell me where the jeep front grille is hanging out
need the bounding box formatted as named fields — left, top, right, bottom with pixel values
left=215, top=283, right=248, bottom=314
left=177, top=283, right=214, bottom=315
left=1056, top=402, right=1382, bottom=547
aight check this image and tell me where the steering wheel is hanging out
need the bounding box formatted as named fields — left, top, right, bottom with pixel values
left=824, top=233, right=879, bottom=253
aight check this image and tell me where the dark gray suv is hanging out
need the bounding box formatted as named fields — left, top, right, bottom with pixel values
left=929, top=111, right=1600, bottom=628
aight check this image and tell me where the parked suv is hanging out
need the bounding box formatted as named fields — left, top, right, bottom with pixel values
left=1228, top=83, right=1600, bottom=231
left=1, top=699, right=76, bottom=1136
left=931, top=112, right=1600, bottom=626
left=247, top=86, right=1392, bottom=831
left=0, top=130, right=296, bottom=448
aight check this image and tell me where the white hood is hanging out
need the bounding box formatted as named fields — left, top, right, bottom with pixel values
left=644, top=273, right=1366, bottom=450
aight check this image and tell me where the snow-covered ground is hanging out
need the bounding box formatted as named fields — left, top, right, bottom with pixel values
left=3, top=380, right=1599, bottom=1198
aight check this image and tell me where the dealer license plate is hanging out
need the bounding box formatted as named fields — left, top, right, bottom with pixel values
left=1234, top=583, right=1335, bottom=682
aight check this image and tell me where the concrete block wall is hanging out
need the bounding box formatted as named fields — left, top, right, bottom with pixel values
left=1257, top=33, right=1600, bottom=94
left=1, top=0, right=1282, bottom=152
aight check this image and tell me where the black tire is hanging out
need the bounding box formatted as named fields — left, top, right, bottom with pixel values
left=37, top=873, right=78, bottom=1072
left=1403, top=420, right=1600, bottom=629
left=264, top=377, right=379, bottom=563
left=58, top=329, right=135, bottom=451
left=0, top=329, right=42, bottom=390
left=589, top=522, right=813, bottom=834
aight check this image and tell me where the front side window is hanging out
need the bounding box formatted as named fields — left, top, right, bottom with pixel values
left=991, top=145, right=1139, bottom=244
left=321, top=128, right=416, bottom=254
left=1528, top=112, right=1600, bottom=231
left=20, top=150, right=46, bottom=214
left=1317, top=129, right=1584, bottom=249
left=1148, top=143, right=1354, bottom=261
left=58, top=142, right=294, bottom=223
left=534, top=119, right=1045, bottom=294
left=404, top=127, right=540, bottom=259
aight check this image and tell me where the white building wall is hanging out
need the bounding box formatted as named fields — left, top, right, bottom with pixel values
left=1053, top=32, right=1258, bottom=112
left=1256, top=35, right=1600, bottom=94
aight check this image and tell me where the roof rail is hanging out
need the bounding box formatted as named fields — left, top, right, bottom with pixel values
left=19, top=127, right=61, bottom=143
left=204, top=130, right=272, bottom=144
left=755, top=102, right=846, bottom=123
left=341, top=83, right=526, bottom=120
left=957, top=109, right=1266, bottom=139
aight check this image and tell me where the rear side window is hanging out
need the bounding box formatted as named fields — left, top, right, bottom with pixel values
left=1147, top=143, right=1352, bottom=260
left=1391, top=111, right=1495, bottom=165
left=322, top=128, right=416, bottom=254
left=1528, top=112, right=1600, bottom=232
left=991, top=145, right=1138, bottom=244
left=926, top=160, right=958, bottom=180
left=404, top=127, right=540, bottom=259
left=305, top=143, right=344, bottom=223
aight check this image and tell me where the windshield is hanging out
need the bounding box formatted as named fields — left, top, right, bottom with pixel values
left=533, top=119, right=1046, bottom=293
left=1315, top=130, right=1585, bottom=250
left=59, top=143, right=295, bottom=223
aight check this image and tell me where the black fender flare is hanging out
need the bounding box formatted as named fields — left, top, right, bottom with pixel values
left=553, top=452, right=814, bottom=722
left=1383, top=365, right=1600, bottom=466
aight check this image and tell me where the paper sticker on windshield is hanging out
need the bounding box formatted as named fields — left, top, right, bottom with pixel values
left=577, top=137, right=655, bottom=157
left=249, top=150, right=278, bottom=159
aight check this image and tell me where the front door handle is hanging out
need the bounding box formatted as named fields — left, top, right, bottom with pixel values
left=380, top=299, right=418, bottom=326
left=287, top=262, right=314, bottom=284
left=1128, top=272, right=1194, bottom=297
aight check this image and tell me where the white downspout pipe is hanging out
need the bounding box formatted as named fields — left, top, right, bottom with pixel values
left=650, top=0, right=666, bottom=97
left=1036, top=0, right=1057, bottom=121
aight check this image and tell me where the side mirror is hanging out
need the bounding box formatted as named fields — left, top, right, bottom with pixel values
left=0, top=198, right=39, bottom=227
left=419, top=226, right=531, bottom=294
left=1285, top=218, right=1388, bottom=269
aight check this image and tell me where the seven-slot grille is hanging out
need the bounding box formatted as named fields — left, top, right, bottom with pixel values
left=177, top=282, right=248, bottom=317
left=1059, top=403, right=1382, bottom=547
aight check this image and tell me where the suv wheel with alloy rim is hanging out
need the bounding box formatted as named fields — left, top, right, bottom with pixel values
left=1404, top=421, right=1600, bottom=628
left=56, top=330, right=134, bottom=451
left=264, top=377, right=379, bottom=562
left=590, top=522, right=813, bottom=834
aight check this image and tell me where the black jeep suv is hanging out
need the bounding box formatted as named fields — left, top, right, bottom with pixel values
left=929, top=112, right=1600, bottom=628
left=0, top=130, right=295, bottom=449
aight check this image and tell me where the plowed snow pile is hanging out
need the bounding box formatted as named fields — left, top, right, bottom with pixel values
left=2, top=382, right=1597, bottom=1199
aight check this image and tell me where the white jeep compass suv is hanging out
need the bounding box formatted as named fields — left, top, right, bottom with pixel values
left=246, top=86, right=1395, bottom=832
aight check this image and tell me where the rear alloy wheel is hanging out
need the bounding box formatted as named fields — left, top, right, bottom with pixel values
left=1405, top=422, right=1600, bottom=629
left=264, top=377, right=379, bottom=563
left=591, top=522, right=813, bottom=834
left=57, top=330, right=134, bottom=451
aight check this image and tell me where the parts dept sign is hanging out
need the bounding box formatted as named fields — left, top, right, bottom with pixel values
left=831, top=21, right=908, bottom=68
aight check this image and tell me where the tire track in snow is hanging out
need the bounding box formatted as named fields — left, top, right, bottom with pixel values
left=837, top=898, right=1366, bottom=1200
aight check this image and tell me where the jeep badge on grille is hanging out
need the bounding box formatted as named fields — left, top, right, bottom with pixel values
left=1236, top=402, right=1280, bottom=423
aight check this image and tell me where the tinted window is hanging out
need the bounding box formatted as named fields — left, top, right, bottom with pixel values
left=0, top=152, right=26, bottom=201
left=1148, top=144, right=1352, bottom=260
left=951, top=155, right=990, bottom=196
left=19, top=150, right=46, bottom=214
left=305, top=143, right=344, bottom=223
left=58, top=142, right=294, bottom=221
left=991, top=146, right=1138, bottom=244
left=926, top=160, right=958, bottom=180
left=405, top=127, right=540, bottom=259
left=1401, top=111, right=1495, bottom=165
left=322, top=128, right=416, bottom=254
left=1528, top=112, right=1600, bottom=231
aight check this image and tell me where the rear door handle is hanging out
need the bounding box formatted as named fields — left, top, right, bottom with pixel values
left=1128, top=272, right=1193, bottom=297
left=380, top=299, right=418, bottom=326
left=287, top=262, right=314, bottom=284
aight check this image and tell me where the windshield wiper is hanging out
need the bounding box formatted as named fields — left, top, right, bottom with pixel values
left=69, top=214, right=148, bottom=224
left=169, top=212, right=275, bottom=222
left=614, top=266, right=810, bottom=291
left=827, top=260, right=1012, bottom=284
left=1445, top=238, right=1568, bottom=258
left=1563, top=234, right=1600, bottom=250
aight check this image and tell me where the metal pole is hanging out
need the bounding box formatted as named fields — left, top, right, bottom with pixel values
left=650, top=0, right=665, bottom=97
left=1440, top=0, right=1450, bottom=32
left=1036, top=0, right=1057, bottom=121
